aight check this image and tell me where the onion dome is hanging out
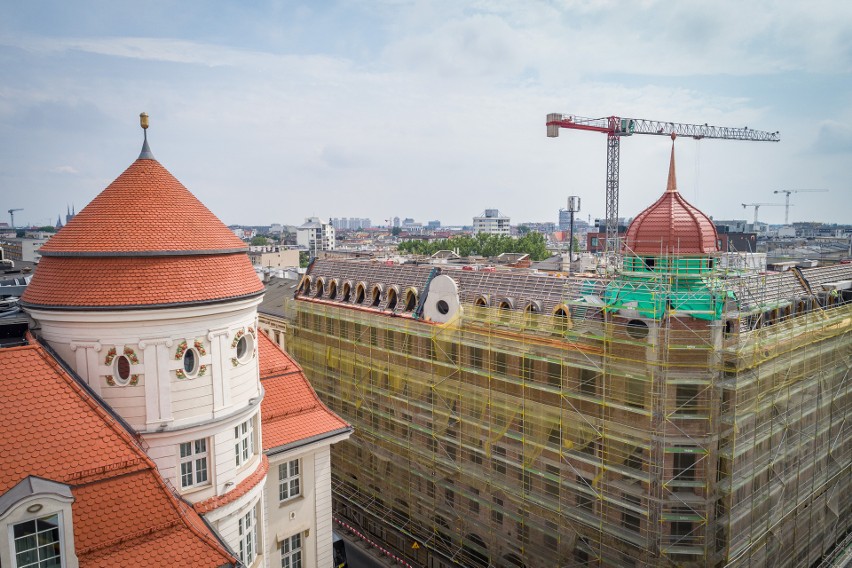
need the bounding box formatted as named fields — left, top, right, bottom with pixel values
left=22, top=115, right=264, bottom=310
left=625, top=137, right=718, bottom=255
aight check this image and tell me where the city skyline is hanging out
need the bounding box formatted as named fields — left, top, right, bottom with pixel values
left=1, top=1, right=850, bottom=227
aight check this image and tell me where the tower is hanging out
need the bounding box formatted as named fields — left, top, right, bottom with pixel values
left=22, top=117, right=270, bottom=566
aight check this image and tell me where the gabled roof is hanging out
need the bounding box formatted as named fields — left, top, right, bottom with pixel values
left=258, top=332, right=351, bottom=452
left=625, top=141, right=718, bottom=255
left=22, top=148, right=264, bottom=309
left=0, top=335, right=237, bottom=567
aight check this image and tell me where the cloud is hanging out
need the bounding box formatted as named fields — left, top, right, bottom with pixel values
left=49, top=165, right=79, bottom=174
left=811, top=121, right=852, bottom=155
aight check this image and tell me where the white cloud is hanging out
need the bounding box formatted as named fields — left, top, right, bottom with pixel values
left=49, top=165, right=79, bottom=174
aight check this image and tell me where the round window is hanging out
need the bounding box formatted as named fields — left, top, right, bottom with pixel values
left=114, top=355, right=132, bottom=385
left=236, top=334, right=254, bottom=362
left=436, top=300, right=450, bottom=315
left=183, top=348, right=199, bottom=377
left=626, top=319, right=650, bottom=340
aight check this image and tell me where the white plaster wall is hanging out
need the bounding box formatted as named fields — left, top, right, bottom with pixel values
left=265, top=448, right=316, bottom=568
left=29, top=296, right=262, bottom=432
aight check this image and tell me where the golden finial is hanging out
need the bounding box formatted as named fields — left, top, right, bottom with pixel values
left=140, top=112, right=149, bottom=130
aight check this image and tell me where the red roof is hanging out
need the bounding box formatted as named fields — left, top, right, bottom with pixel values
left=194, top=455, right=269, bottom=515
left=23, top=154, right=264, bottom=308
left=22, top=254, right=263, bottom=309
left=625, top=142, right=719, bottom=255
left=258, top=333, right=350, bottom=450
left=0, top=336, right=236, bottom=567
left=39, top=159, right=246, bottom=255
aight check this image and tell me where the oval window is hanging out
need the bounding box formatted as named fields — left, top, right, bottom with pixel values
left=236, top=334, right=254, bottom=363
left=114, top=355, right=132, bottom=385
left=183, top=348, right=199, bottom=376
left=436, top=300, right=449, bottom=315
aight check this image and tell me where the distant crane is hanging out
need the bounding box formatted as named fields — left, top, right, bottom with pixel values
left=546, top=114, right=780, bottom=253
left=7, top=208, right=23, bottom=228
left=742, top=203, right=785, bottom=225
left=773, top=189, right=828, bottom=224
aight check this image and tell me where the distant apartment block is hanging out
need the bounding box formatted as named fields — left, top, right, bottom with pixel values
left=473, top=209, right=510, bottom=236
left=298, top=217, right=336, bottom=253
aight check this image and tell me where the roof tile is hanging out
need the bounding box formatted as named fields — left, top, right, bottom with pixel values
left=0, top=337, right=236, bottom=567
left=258, top=333, right=350, bottom=450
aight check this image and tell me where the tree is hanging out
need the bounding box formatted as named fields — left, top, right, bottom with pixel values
left=517, top=225, right=531, bottom=235
left=250, top=236, right=269, bottom=246
left=299, top=251, right=310, bottom=268
left=391, top=226, right=402, bottom=236
left=37, top=226, right=57, bottom=233
left=396, top=232, right=551, bottom=261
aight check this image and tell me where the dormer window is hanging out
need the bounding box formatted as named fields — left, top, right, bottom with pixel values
left=0, top=477, right=78, bottom=568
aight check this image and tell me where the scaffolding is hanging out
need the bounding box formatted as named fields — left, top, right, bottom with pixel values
left=277, top=257, right=852, bottom=568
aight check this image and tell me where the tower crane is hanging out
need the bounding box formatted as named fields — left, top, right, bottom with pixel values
left=773, top=189, right=828, bottom=224
left=741, top=203, right=784, bottom=225
left=546, top=114, right=780, bottom=253
left=7, top=208, right=23, bottom=228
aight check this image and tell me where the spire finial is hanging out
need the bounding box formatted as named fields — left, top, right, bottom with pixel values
left=666, top=135, right=677, bottom=193
left=138, top=112, right=155, bottom=160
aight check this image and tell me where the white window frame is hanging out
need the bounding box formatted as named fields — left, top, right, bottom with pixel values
left=235, top=419, right=254, bottom=468
left=280, top=533, right=302, bottom=568
left=238, top=506, right=257, bottom=566
left=278, top=459, right=301, bottom=502
left=179, top=438, right=209, bottom=489
left=10, top=512, right=65, bottom=568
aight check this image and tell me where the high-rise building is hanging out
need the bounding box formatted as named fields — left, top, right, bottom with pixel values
left=273, top=142, right=852, bottom=568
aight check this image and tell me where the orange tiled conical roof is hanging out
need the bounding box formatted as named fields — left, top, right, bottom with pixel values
left=23, top=131, right=264, bottom=309
left=625, top=139, right=718, bottom=255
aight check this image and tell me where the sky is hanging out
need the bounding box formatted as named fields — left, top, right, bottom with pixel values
left=1, top=0, right=850, bottom=229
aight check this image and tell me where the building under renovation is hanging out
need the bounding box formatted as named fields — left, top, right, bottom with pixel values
left=262, top=143, right=852, bottom=567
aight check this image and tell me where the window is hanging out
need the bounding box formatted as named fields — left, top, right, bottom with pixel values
left=13, top=514, right=62, bottom=568
left=469, top=488, right=480, bottom=514
left=673, top=450, right=696, bottom=482
left=239, top=507, right=258, bottom=565
left=179, top=438, right=209, bottom=489
left=493, top=351, right=507, bottom=375
left=235, top=419, right=254, bottom=467
left=491, top=497, right=503, bottom=524
left=114, top=354, right=132, bottom=385
left=279, top=459, right=301, bottom=501
left=183, top=347, right=200, bottom=377
left=492, top=446, right=507, bottom=475
left=677, top=385, right=700, bottom=414
left=236, top=331, right=255, bottom=363
left=281, top=533, right=302, bottom=568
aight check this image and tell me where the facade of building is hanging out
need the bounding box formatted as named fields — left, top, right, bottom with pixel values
left=4, top=124, right=350, bottom=567
left=298, top=218, right=336, bottom=253
left=0, top=237, right=49, bottom=263
left=474, top=209, right=511, bottom=236
left=275, top=144, right=852, bottom=567
left=249, top=247, right=301, bottom=270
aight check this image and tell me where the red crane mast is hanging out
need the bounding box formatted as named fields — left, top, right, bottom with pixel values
left=546, top=114, right=780, bottom=254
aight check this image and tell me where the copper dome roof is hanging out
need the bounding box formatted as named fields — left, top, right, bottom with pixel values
left=23, top=138, right=264, bottom=310
left=625, top=141, right=719, bottom=255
